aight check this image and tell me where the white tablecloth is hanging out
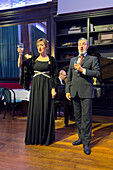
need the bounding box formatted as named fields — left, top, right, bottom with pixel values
left=12, top=89, right=30, bottom=101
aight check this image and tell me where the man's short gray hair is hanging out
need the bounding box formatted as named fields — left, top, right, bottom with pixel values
left=59, top=70, right=65, bottom=75
left=78, top=38, right=89, bottom=46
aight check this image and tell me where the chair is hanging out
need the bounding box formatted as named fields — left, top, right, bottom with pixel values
left=54, top=100, right=63, bottom=119
left=2, top=88, right=22, bottom=120
left=54, top=85, right=73, bottom=125
left=0, top=87, right=7, bottom=114
left=54, top=85, right=66, bottom=119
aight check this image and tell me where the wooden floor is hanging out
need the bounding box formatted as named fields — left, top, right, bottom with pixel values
left=0, top=111, right=113, bottom=170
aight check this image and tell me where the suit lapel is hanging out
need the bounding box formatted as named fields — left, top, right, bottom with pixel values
left=81, top=55, right=89, bottom=66
left=73, top=57, right=78, bottom=69
left=75, top=57, right=78, bottom=63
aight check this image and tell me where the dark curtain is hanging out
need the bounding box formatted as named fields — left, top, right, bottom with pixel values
left=0, top=25, right=19, bottom=78
left=0, top=24, right=47, bottom=78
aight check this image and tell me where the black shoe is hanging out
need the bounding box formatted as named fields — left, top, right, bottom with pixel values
left=70, top=116, right=75, bottom=121
left=84, top=145, right=91, bottom=155
left=65, top=124, right=69, bottom=127
left=72, top=139, right=82, bottom=145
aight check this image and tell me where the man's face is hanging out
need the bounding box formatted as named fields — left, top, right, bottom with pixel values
left=62, top=75, right=66, bottom=80
left=60, top=71, right=66, bottom=80
left=78, top=39, right=88, bottom=55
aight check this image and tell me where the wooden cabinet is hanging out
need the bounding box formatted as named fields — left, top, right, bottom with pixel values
left=54, top=9, right=113, bottom=71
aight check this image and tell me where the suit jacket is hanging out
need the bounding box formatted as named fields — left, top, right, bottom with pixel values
left=57, top=77, right=65, bottom=86
left=65, top=55, right=100, bottom=98
left=56, top=77, right=66, bottom=100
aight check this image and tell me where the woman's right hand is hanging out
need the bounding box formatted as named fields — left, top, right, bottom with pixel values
left=17, top=45, right=24, bottom=54
left=17, top=45, right=24, bottom=68
left=51, top=88, right=56, bottom=99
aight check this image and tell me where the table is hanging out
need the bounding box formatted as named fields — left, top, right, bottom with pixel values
left=12, top=89, right=30, bottom=115
left=12, top=89, right=30, bottom=101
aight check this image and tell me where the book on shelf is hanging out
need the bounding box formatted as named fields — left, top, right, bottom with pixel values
left=94, top=24, right=113, bottom=31
left=68, top=30, right=81, bottom=34
left=69, top=26, right=81, bottom=31
left=89, top=23, right=94, bottom=32
left=89, top=37, right=93, bottom=45
left=61, top=42, right=77, bottom=47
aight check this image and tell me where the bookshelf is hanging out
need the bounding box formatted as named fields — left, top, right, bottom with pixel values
left=54, top=8, right=113, bottom=70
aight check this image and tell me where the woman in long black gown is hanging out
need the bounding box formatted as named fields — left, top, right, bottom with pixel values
left=18, top=38, right=58, bottom=145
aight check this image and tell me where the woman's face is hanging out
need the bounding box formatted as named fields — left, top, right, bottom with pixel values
left=37, top=41, right=47, bottom=55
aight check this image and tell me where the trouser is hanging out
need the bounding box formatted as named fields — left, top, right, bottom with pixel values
left=72, top=96, right=92, bottom=145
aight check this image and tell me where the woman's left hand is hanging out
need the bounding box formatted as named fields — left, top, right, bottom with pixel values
left=51, top=88, right=56, bottom=99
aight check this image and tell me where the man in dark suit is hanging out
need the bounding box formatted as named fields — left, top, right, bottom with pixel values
left=66, top=38, right=100, bottom=155
left=56, top=70, right=73, bottom=127
left=58, top=70, right=66, bottom=86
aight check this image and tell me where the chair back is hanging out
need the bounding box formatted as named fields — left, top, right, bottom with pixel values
left=2, top=88, right=15, bottom=103
left=1, top=87, right=22, bottom=119
left=4, top=89, right=11, bottom=103
left=57, top=85, right=66, bottom=100
left=0, top=87, right=6, bottom=96
left=0, top=87, right=7, bottom=100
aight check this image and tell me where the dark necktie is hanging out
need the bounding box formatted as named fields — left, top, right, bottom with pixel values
left=79, top=56, right=83, bottom=65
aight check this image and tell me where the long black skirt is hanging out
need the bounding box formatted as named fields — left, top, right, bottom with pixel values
left=25, top=75, right=55, bottom=146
